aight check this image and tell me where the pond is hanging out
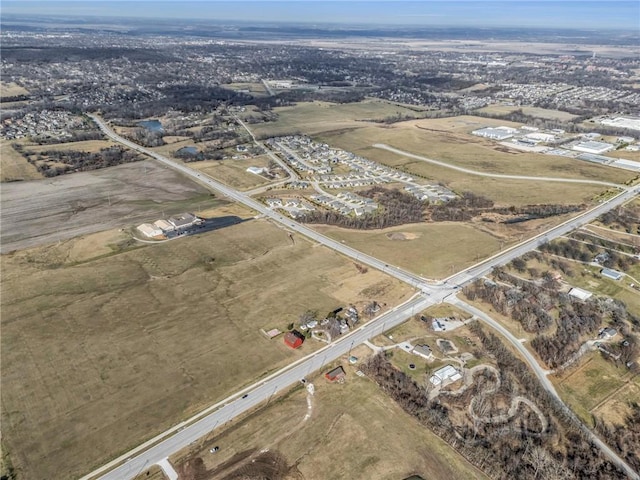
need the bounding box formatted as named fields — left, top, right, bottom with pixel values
left=138, top=119, right=163, bottom=132
left=177, top=146, right=198, bottom=155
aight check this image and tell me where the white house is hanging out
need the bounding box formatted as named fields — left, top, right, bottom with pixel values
left=412, top=344, right=433, bottom=360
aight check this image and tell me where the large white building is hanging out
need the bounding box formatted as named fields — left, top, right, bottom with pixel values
left=472, top=126, right=519, bottom=140
left=429, top=365, right=462, bottom=386
left=600, top=116, right=640, bottom=131
left=137, top=223, right=163, bottom=238
left=572, top=141, right=614, bottom=155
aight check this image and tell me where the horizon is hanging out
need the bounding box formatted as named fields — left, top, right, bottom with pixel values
left=2, top=1, right=640, bottom=31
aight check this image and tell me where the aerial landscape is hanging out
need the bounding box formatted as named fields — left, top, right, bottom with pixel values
left=1, top=1, right=640, bottom=479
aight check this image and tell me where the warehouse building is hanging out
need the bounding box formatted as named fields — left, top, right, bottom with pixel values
left=572, top=141, right=614, bottom=155
left=137, top=223, right=163, bottom=238
left=601, top=268, right=624, bottom=281
left=472, top=126, right=518, bottom=140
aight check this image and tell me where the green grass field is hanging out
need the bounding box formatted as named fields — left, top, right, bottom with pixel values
left=1, top=219, right=412, bottom=479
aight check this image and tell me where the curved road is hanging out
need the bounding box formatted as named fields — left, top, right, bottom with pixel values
left=451, top=298, right=639, bottom=480
left=86, top=115, right=639, bottom=480
left=373, top=143, right=624, bottom=188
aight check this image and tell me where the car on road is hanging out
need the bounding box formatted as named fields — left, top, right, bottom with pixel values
left=300, top=378, right=307, bottom=384
left=242, top=394, right=249, bottom=399
left=209, top=446, right=219, bottom=453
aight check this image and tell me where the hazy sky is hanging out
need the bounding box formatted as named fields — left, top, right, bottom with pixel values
left=3, top=1, right=640, bottom=30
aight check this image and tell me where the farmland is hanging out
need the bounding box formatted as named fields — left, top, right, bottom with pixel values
left=163, top=356, right=488, bottom=480
left=475, top=104, right=579, bottom=121
left=189, top=154, right=275, bottom=190
left=0, top=218, right=412, bottom=480
left=0, top=160, right=218, bottom=253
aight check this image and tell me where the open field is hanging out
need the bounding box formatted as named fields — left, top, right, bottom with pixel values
left=250, top=100, right=426, bottom=138
left=166, top=357, right=488, bottom=480
left=0, top=82, right=29, bottom=98
left=0, top=140, right=42, bottom=182
left=22, top=139, right=115, bottom=154
left=592, top=376, right=640, bottom=426
left=606, top=149, right=640, bottom=162
left=189, top=154, right=275, bottom=190
left=317, top=120, right=632, bottom=184
left=0, top=219, right=412, bottom=480
left=226, top=82, right=268, bottom=95
left=0, top=160, right=217, bottom=252
left=554, top=352, right=631, bottom=426
left=313, top=222, right=501, bottom=279
left=475, top=104, right=579, bottom=121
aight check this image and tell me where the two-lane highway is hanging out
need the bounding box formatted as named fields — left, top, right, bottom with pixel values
left=86, top=115, right=639, bottom=480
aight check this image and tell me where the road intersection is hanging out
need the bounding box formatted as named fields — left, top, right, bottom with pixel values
left=86, top=115, right=639, bottom=480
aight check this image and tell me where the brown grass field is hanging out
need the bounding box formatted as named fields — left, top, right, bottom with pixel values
left=554, top=353, right=633, bottom=426
left=0, top=82, right=29, bottom=98
left=606, top=149, right=640, bottom=162
left=1, top=219, right=412, bottom=480
left=0, top=140, right=42, bottom=182
left=250, top=100, right=426, bottom=138
left=162, top=356, right=488, bottom=480
left=189, top=154, right=274, bottom=190
left=22, top=139, right=116, bottom=154
left=475, top=105, right=578, bottom=121
left=317, top=121, right=632, bottom=184
left=313, top=222, right=501, bottom=279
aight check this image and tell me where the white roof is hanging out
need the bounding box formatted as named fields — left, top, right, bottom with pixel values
left=429, top=365, right=462, bottom=386
left=568, top=287, right=592, bottom=301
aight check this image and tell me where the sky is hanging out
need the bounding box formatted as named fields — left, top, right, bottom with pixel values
left=2, top=1, right=640, bottom=30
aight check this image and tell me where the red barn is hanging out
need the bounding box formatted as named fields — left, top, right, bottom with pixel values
left=284, top=330, right=304, bottom=349
left=325, top=365, right=346, bottom=382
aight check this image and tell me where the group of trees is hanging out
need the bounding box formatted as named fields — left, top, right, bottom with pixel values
left=30, top=146, right=141, bottom=177
left=301, top=187, right=425, bottom=229
left=599, top=208, right=640, bottom=236
left=595, top=404, right=640, bottom=473
left=539, top=238, right=638, bottom=271
left=362, top=324, right=627, bottom=479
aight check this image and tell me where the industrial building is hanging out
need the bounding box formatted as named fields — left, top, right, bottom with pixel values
left=168, top=212, right=200, bottom=230
left=154, top=219, right=174, bottom=232
left=600, top=116, right=640, bottom=131
left=429, top=365, right=462, bottom=386
left=572, top=141, right=614, bottom=155
left=137, top=223, right=163, bottom=238
left=472, top=126, right=518, bottom=140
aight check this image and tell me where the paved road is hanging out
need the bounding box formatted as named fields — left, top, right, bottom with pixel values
left=89, top=114, right=429, bottom=290
left=86, top=115, right=639, bottom=480
left=82, top=294, right=436, bottom=480
left=451, top=298, right=640, bottom=480
left=373, top=143, right=625, bottom=188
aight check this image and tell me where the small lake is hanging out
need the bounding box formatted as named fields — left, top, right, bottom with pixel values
left=138, top=119, right=163, bottom=132
left=177, top=146, right=198, bottom=155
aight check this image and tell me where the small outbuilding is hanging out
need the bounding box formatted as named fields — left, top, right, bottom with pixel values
left=601, top=268, right=623, bottom=281
left=325, top=365, right=346, bottom=382
left=284, top=330, right=305, bottom=349
left=568, top=287, right=593, bottom=301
